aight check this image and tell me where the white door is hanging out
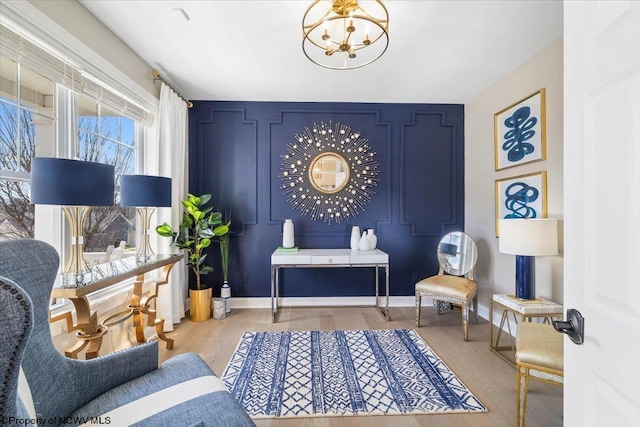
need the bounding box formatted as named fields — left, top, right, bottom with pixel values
left=564, top=1, right=640, bottom=425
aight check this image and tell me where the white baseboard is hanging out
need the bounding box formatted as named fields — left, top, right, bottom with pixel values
left=229, top=297, right=512, bottom=337
left=230, top=296, right=417, bottom=308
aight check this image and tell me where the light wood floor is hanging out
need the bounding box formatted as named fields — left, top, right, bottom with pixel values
left=158, top=306, right=563, bottom=427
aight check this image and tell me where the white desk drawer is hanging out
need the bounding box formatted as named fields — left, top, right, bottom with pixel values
left=271, top=254, right=311, bottom=264
left=310, top=255, right=350, bottom=265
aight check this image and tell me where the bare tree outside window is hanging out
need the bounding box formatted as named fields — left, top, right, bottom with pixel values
left=0, top=101, right=138, bottom=252
left=77, top=113, right=136, bottom=252
left=0, top=102, right=36, bottom=240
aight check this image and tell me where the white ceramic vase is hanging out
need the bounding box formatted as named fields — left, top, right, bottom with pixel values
left=359, top=231, right=370, bottom=251
left=350, top=226, right=361, bottom=250
left=367, top=229, right=377, bottom=250
left=282, top=219, right=295, bottom=248
left=221, top=281, right=231, bottom=314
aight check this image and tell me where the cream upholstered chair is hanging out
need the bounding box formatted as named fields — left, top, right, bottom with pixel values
left=415, top=231, right=479, bottom=341
left=515, top=322, right=564, bottom=427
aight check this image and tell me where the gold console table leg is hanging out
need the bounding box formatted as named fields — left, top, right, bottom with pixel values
left=133, top=263, right=176, bottom=350
left=56, top=298, right=107, bottom=360
left=50, top=255, right=182, bottom=358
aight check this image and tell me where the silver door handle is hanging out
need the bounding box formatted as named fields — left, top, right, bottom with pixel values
left=552, top=308, right=584, bottom=345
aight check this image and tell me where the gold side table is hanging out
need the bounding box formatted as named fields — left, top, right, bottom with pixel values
left=489, top=293, right=563, bottom=366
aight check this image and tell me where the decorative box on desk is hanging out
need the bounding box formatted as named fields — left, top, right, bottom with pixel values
left=270, top=248, right=390, bottom=323
left=490, top=293, right=563, bottom=365
left=50, top=254, right=182, bottom=359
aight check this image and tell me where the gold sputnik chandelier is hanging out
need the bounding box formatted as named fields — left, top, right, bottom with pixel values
left=302, top=0, right=389, bottom=70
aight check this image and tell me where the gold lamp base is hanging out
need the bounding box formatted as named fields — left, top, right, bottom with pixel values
left=61, top=206, right=92, bottom=287
left=135, top=207, right=156, bottom=264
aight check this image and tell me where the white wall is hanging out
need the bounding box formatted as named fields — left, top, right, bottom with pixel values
left=465, top=39, right=564, bottom=319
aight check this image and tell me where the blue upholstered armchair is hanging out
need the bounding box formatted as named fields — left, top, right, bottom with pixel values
left=0, top=239, right=254, bottom=427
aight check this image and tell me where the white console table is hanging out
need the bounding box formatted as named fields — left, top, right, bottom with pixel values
left=270, top=248, right=390, bottom=323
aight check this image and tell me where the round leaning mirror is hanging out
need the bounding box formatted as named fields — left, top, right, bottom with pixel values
left=308, top=153, right=350, bottom=194
left=436, top=231, right=478, bottom=276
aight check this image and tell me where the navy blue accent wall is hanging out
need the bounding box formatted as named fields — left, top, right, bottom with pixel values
left=188, top=101, right=464, bottom=298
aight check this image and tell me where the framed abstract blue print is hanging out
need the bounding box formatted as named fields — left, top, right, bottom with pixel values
left=494, top=89, right=546, bottom=171
left=495, top=171, right=547, bottom=237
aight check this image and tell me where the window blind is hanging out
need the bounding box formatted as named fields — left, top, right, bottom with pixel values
left=0, top=23, right=153, bottom=125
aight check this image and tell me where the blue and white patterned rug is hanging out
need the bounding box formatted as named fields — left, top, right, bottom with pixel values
left=221, top=329, right=486, bottom=418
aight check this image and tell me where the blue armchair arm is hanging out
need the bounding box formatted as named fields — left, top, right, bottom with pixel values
left=68, top=341, right=159, bottom=407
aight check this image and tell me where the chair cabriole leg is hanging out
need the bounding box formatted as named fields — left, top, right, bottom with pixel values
left=462, top=302, right=469, bottom=341
left=516, top=364, right=529, bottom=427
left=473, top=294, right=479, bottom=324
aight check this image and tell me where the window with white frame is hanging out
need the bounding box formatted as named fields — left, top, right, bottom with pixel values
left=0, top=20, right=153, bottom=264
left=77, top=97, right=138, bottom=253
left=0, top=55, right=56, bottom=241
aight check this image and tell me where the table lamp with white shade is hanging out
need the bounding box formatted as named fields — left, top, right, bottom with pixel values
left=119, top=174, right=172, bottom=264
left=498, top=218, right=558, bottom=299
left=30, top=157, right=115, bottom=287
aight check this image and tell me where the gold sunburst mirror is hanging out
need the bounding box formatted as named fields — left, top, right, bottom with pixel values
left=280, top=121, right=378, bottom=224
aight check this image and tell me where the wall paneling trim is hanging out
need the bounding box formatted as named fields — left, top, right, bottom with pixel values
left=189, top=101, right=464, bottom=298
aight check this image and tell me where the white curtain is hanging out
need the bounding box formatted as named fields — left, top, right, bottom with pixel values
left=148, top=83, right=188, bottom=331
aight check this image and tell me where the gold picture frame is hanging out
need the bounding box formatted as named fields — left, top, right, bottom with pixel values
left=494, top=88, right=546, bottom=171
left=495, top=171, right=547, bottom=237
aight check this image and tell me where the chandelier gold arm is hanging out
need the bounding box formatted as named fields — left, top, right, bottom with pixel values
left=302, top=0, right=389, bottom=69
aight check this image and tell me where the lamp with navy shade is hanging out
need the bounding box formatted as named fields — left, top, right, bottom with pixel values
left=499, top=218, right=558, bottom=299
left=30, top=157, right=115, bottom=287
left=120, top=174, right=172, bottom=263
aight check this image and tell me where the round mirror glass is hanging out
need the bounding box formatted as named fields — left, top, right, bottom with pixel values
left=436, top=231, right=478, bottom=276
left=308, top=153, right=350, bottom=194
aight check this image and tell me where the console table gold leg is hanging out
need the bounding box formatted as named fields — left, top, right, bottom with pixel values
left=145, top=306, right=156, bottom=327
left=102, top=309, right=134, bottom=327
left=85, top=338, right=102, bottom=360
left=65, top=340, right=88, bottom=359
left=130, top=273, right=148, bottom=343
left=153, top=318, right=174, bottom=350
left=134, top=325, right=146, bottom=344
left=49, top=311, right=80, bottom=333
left=50, top=255, right=183, bottom=359
left=130, top=264, right=177, bottom=349
left=63, top=297, right=106, bottom=359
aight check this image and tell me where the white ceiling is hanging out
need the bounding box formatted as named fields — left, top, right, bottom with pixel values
left=79, top=0, right=563, bottom=104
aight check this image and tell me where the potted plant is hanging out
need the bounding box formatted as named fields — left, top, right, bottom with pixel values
left=156, top=193, right=229, bottom=321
